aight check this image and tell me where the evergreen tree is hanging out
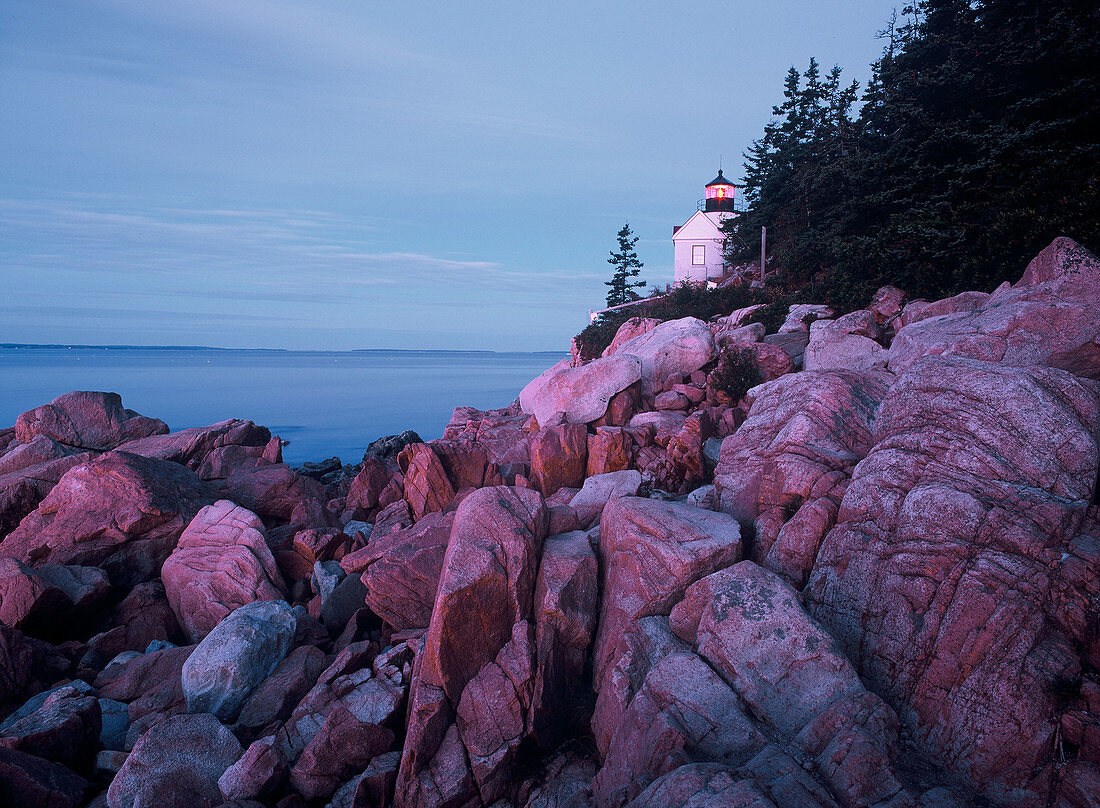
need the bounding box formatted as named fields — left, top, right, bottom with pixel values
left=725, top=0, right=1100, bottom=311
left=605, top=223, right=646, bottom=307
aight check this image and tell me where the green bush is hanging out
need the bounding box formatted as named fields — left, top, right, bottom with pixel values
left=709, top=346, right=762, bottom=403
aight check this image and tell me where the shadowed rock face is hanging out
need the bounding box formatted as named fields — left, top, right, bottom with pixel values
left=806, top=355, right=1100, bottom=806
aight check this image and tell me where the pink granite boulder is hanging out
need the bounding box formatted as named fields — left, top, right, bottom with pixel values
left=602, top=317, right=662, bottom=358
left=397, top=443, right=455, bottom=522
left=520, top=354, right=644, bottom=426
left=342, top=510, right=454, bottom=632
left=0, top=451, right=92, bottom=539
left=713, top=370, right=891, bottom=571
left=592, top=650, right=765, bottom=807
left=897, top=290, right=992, bottom=329
left=16, top=391, right=167, bottom=452
left=612, top=317, right=716, bottom=396
left=529, top=424, right=588, bottom=497
left=890, top=237, right=1100, bottom=381
left=568, top=470, right=642, bottom=529
left=1, top=451, right=216, bottom=586
left=224, top=464, right=330, bottom=525
left=161, top=500, right=287, bottom=643
left=396, top=486, right=548, bottom=808
left=587, top=426, right=633, bottom=477
left=117, top=418, right=271, bottom=472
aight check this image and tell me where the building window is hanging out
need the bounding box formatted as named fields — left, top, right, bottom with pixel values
left=692, top=245, right=705, bottom=265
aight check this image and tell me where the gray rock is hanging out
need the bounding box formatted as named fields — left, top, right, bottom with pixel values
left=181, top=600, right=297, bottom=722
left=106, top=713, right=242, bottom=808
left=98, top=698, right=129, bottom=751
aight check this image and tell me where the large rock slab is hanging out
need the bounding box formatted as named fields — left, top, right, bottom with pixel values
left=162, top=500, right=286, bottom=643
left=593, top=497, right=742, bottom=693
left=713, top=370, right=891, bottom=574
left=612, top=317, right=716, bottom=396
left=396, top=486, right=548, bottom=808
left=107, top=713, right=242, bottom=808
left=520, top=354, right=643, bottom=426
left=890, top=237, right=1100, bottom=381
left=16, top=391, right=167, bottom=451
left=806, top=355, right=1100, bottom=806
left=1, top=451, right=217, bottom=586
left=181, top=600, right=297, bottom=722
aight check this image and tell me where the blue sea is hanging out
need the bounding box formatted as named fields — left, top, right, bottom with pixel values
left=0, top=346, right=561, bottom=465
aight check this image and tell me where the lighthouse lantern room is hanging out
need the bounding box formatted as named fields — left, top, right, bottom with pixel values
left=673, top=170, right=738, bottom=285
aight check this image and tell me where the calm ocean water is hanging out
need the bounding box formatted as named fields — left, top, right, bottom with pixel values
left=0, top=346, right=562, bottom=465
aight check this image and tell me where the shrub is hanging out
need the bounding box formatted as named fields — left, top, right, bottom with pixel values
left=745, top=300, right=789, bottom=334
left=573, top=309, right=632, bottom=362
left=709, top=346, right=762, bottom=403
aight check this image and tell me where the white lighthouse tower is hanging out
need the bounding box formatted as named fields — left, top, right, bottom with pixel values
left=672, top=170, right=738, bottom=286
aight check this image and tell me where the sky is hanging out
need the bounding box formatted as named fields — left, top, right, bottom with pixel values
left=1, top=0, right=902, bottom=351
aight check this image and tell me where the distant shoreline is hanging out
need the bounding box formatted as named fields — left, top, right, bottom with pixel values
left=0, top=343, right=565, bottom=356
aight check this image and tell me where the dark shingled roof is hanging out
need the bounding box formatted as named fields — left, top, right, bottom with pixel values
left=705, top=169, right=734, bottom=187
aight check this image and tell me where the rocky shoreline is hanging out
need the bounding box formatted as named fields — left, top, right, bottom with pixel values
left=1, top=236, right=1098, bottom=807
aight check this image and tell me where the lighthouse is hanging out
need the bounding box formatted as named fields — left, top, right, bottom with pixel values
left=672, top=170, right=738, bottom=285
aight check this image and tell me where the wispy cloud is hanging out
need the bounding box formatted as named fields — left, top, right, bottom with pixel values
left=0, top=196, right=598, bottom=317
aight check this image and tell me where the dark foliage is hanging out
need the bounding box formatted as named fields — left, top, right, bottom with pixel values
left=724, top=0, right=1100, bottom=310
left=709, top=347, right=763, bottom=403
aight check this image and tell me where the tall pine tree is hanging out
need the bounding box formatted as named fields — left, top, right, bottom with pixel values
left=605, top=223, right=646, bottom=307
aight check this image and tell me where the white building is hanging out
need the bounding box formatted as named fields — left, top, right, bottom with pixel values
left=672, top=170, right=738, bottom=286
